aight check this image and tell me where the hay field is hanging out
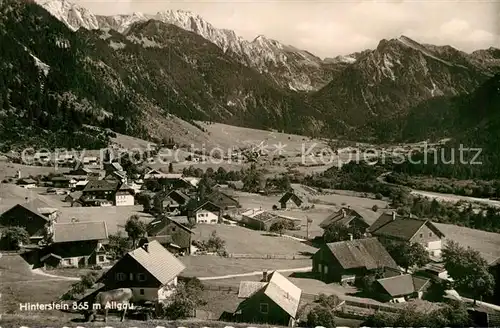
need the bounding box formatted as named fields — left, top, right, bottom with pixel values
left=193, top=224, right=316, bottom=256
left=57, top=205, right=154, bottom=235
left=0, top=184, right=65, bottom=214
left=0, top=254, right=74, bottom=314
left=435, top=223, right=500, bottom=263
left=181, top=255, right=312, bottom=277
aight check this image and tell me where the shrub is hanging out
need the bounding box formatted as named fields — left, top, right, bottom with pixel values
left=307, top=306, right=336, bottom=328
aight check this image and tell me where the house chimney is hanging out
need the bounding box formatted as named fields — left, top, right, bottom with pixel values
left=392, top=211, right=396, bottom=221
left=25, top=197, right=29, bottom=203
left=348, top=233, right=353, bottom=241
left=262, top=270, right=268, bottom=282
left=341, top=209, right=346, bottom=218
left=143, top=242, right=149, bottom=252
left=17, top=170, right=21, bottom=179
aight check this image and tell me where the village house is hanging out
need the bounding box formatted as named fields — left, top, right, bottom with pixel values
left=69, top=167, right=101, bottom=180
left=192, top=201, right=222, bottom=224
left=373, top=274, right=431, bottom=303
left=271, top=213, right=303, bottom=231
left=166, top=189, right=191, bottom=207
left=17, top=178, right=37, bottom=189
left=96, top=240, right=186, bottom=302
left=207, top=190, right=240, bottom=211
left=50, top=176, right=72, bottom=188
left=367, top=212, right=446, bottom=257
left=64, top=191, right=83, bottom=206
left=103, top=169, right=127, bottom=184
left=103, top=162, right=124, bottom=174
left=81, top=180, right=120, bottom=205
left=115, top=184, right=135, bottom=206
left=235, top=271, right=302, bottom=327
left=40, top=221, right=109, bottom=268
left=82, top=157, right=99, bottom=166
left=312, top=237, right=400, bottom=284
left=278, top=191, right=303, bottom=210
left=34, top=152, right=51, bottom=163
left=242, top=209, right=279, bottom=231
left=0, top=200, right=58, bottom=243
left=153, top=190, right=184, bottom=214
left=183, top=177, right=200, bottom=189
left=56, top=154, right=75, bottom=165
left=143, top=169, right=169, bottom=180
left=489, top=258, right=500, bottom=304
left=73, top=180, right=89, bottom=191
left=319, top=207, right=370, bottom=233
left=147, top=216, right=194, bottom=255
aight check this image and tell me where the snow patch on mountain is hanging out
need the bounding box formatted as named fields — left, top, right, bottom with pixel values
left=35, top=0, right=99, bottom=31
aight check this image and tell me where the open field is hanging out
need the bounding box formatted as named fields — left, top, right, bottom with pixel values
left=181, top=255, right=311, bottom=277
left=57, top=205, right=154, bottom=235
left=193, top=224, right=317, bottom=256
left=0, top=254, right=74, bottom=314
left=0, top=184, right=66, bottom=214
left=0, top=162, right=70, bottom=182
left=196, top=122, right=329, bottom=154
left=436, top=223, right=500, bottom=263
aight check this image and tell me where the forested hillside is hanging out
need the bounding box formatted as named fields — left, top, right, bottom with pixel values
left=393, top=74, right=500, bottom=179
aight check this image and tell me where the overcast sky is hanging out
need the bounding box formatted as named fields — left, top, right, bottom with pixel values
left=74, top=0, right=500, bottom=58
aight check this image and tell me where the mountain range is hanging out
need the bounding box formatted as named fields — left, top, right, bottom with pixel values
left=1, top=0, right=500, bottom=151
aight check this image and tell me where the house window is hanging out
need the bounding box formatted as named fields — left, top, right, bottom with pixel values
left=260, top=303, right=269, bottom=314
left=139, top=289, right=145, bottom=295
left=98, top=255, right=105, bottom=262
left=137, top=273, right=147, bottom=282
left=116, top=272, right=126, bottom=281
left=64, top=259, right=72, bottom=266
left=171, top=227, right=176, bottom=232
left=324, top=265, right=328, bottom=274
left=420, top=233, right=423, bottom=238
left=429, top=232, right=432, bottom=237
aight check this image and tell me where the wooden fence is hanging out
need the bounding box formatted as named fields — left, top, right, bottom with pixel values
left=203, top=284, right=239, bottom=294
left=342, top=299, right=399, bottom=313
left=226, top=253, right=310, bottom=260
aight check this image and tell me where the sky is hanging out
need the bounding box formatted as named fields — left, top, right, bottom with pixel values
left=74, top=0, right=500, bottom=58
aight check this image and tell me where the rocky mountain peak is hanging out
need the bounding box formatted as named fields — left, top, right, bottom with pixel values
left=33, top=0, right=340, bottom=91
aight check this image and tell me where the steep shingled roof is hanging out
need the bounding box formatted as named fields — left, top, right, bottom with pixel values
left=53, top=221, right=108, bottom=243
left=325, top=237, right=398, bottom=270
left=126, top=240, right=186, bottom=285
left=237, top=271, right=302, bottom=318
left=368, top=212, right=445, bottom=241
left=376, top=274, right=430, bottom=297
left=320, top=207, right=369, bottom=229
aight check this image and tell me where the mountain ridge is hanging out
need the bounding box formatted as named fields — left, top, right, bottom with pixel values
left=3, top=0, right=500, bottom=151
left=35, top=0, right=341, bottom=91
